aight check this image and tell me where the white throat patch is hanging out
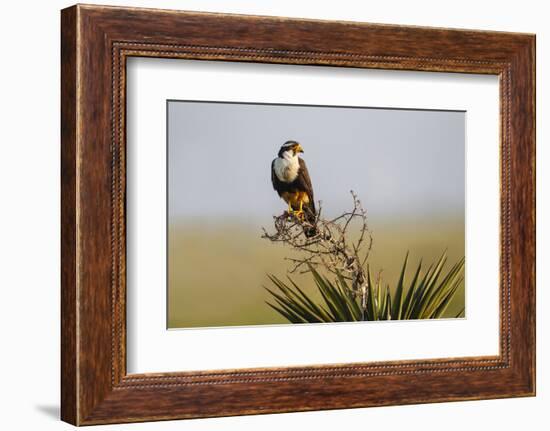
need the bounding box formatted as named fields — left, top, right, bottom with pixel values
left=273, top=151, right=300, bottom=183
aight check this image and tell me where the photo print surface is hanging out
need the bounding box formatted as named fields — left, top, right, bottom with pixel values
left=167, top=100, right=465, bottom=329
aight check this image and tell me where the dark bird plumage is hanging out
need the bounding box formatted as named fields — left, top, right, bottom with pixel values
left=271, top=141, right=317, bottom=237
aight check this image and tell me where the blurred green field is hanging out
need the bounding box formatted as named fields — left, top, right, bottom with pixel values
left=168, top=217, right=465, bottom=328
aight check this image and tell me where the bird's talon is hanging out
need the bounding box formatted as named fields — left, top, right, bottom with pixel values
left=294, top=210, right=305, bottom=220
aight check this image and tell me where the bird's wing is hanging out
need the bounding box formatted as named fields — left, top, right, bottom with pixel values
left=297, top=158, right=315, bottom=204
left=271, top=159, right=281, bottom=192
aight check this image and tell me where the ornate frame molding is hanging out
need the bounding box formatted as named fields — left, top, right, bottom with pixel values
left=61, top=5, right=535, bottom=425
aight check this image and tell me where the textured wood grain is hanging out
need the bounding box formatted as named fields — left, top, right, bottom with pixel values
left=61, top=4, right=535, bottom=425
left=60, top=5, right=78, bottom=425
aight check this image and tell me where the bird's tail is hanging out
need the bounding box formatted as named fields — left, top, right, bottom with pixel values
left=303, top=203, right=318, bottom=238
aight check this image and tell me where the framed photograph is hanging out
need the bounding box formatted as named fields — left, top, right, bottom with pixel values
left=61, top=4, right=536, bottom=425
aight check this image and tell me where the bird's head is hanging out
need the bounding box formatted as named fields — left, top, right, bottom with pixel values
left=278, top=140, right=304, bottom=158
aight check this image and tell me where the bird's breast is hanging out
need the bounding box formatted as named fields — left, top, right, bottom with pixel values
left=273, top=156, right=300, bottom=182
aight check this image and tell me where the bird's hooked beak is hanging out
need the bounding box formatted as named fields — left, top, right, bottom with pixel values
left=295, top=144, right=304, bottom=154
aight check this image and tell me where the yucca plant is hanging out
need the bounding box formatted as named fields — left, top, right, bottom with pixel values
left=265, top=252, right=465, bottom=323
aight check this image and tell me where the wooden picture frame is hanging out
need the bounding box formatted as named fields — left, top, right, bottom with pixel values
left=61, top=4, right=535, bottom=425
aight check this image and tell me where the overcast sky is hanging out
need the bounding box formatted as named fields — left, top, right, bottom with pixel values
left=168, top=101, right=465, bottom=224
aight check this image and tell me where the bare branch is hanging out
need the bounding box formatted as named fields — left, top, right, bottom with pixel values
left=262, top=191, right=373, bottom=298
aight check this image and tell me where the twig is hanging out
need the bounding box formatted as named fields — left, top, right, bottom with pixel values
left=262, top=191, right=373, bottom=295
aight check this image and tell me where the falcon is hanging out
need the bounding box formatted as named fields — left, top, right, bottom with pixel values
left=271, top=140, right=317, bottom=237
